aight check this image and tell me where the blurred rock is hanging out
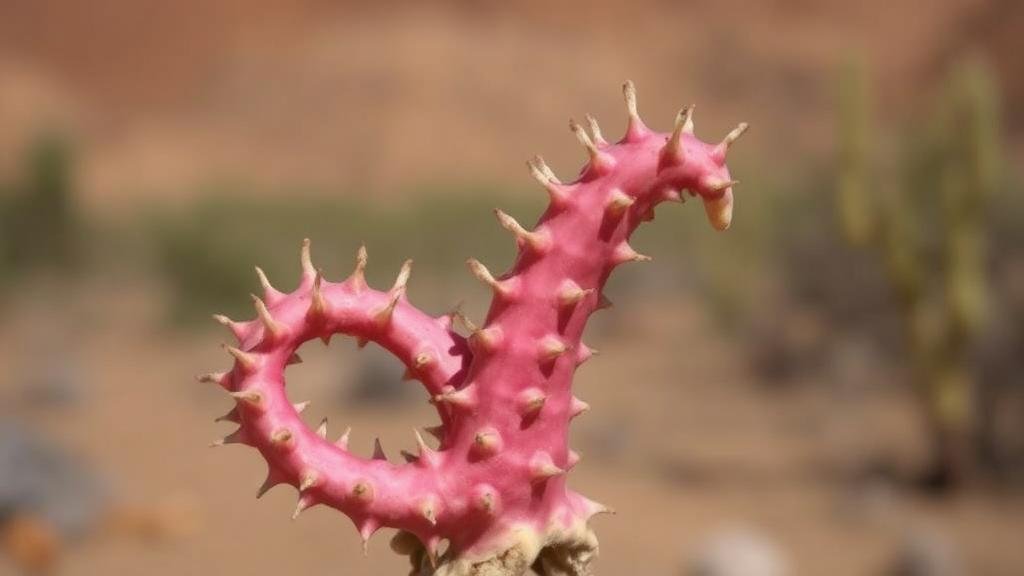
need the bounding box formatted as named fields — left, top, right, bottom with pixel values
left=834, top=467, right=900, bottom=525
left=0, top=421, right=107, bottom=539
left=686, top=527, right=789, bottom=576
left=344, top=346, right=418, bottom=406
left=887, top=529, right=964, bottom=576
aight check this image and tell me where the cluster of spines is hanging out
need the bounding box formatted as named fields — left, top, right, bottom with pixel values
left=199, top=243, right=473, bottom=552
left=200, top=80, right=746, bottom=570
left=204, top=244, right=580, bottom=555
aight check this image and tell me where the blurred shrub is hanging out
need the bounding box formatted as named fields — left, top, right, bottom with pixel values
left=0, top=133, right=81, bottom=283
left=734, top=161, right=902, bottom=386
left=146, top=184, right=532, bottom=326
left=834, top=57, right=1003, bottom=488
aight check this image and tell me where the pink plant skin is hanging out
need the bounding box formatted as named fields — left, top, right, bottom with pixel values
left=202, top=82, right=746, bottom=575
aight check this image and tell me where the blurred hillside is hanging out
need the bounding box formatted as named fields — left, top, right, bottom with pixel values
left=1, top=0, right=1021, bottom=209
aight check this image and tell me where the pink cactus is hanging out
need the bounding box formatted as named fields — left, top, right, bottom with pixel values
left=201, top=82, right=746, bottom=575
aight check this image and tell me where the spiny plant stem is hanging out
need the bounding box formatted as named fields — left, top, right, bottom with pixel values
left=201, top=82, right=746, bottom=575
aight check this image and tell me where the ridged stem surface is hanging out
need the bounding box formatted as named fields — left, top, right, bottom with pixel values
left=203, top=83, right=745, bottom=574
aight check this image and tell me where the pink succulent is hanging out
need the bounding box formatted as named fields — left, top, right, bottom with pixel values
left=201, top=82, right=746, bottom=575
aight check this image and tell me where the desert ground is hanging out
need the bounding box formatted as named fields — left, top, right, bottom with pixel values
left=1, top=274, right=1022, bottom=575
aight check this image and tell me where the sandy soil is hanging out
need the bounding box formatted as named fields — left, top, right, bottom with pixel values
left=1, top=276, right=1022, bottom=576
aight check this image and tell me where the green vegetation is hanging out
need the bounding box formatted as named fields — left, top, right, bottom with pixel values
left=0, top=132, right=81, bottom=281
left=836, top=57, right=1002, bottom=486
left=146, top=186, right=539, bottom=325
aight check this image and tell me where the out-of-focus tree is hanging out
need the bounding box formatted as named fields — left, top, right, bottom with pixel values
left=835, top=57, right=1001, bottom=489
left=1, top=133, right=81, bottom=279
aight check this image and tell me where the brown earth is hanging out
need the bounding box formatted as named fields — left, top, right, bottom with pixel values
left=1, top=276, right=1022, bottom=575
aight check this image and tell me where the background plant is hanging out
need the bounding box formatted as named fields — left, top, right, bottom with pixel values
left=835, top=57, right=1002, bottom=488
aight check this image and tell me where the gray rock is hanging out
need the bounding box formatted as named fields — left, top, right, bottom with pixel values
left=0, top=420, right=107, bottom=539
left=345, top=346, right=418, bottom=406
left=888, top=529, right=964, bottom=576
left=686, top=527, right=789, bottom=576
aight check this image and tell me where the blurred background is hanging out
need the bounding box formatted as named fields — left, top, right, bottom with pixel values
left=0, top=0, right=1022, bottom=574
